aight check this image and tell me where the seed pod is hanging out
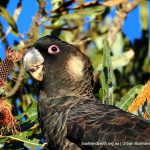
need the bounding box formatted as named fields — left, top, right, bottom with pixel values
left=0, top=47, right=23, bottom=85
left=0, top=58, right=13, bottom=82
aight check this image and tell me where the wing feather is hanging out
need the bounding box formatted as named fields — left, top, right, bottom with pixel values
left=67, top=99, right=150, bottom=150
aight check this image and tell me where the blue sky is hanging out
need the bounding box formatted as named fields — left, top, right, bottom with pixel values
left=0, top=0, right=149, bottom=60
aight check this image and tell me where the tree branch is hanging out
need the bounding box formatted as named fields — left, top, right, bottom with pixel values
left=107, top=0, right=142, bottom=47
left=6, top=66, right=25, bottom=98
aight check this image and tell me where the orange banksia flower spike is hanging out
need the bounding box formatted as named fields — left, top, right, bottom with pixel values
left=5, top=47, right=23, bottom=63
left=128, top=80, right=150, bottom=113
left=0, top=98, right=20, bottom=135
left=0, top=99, right=15, bottom=127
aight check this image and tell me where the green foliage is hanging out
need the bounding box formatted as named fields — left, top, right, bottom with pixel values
left=116, top=85, right=143, bottom=110
left=1, top=131, right=44, bottom=149
left=59, top=5, right=105, bottom=20
left=16, top=100, right=37, bottom=120
left=0, top=88, right=5, bottom=96
left=100, top=40, right=114, bottom=105
left=0, top=100, right=41, bottom=149
left=0, top=6, right=18, bottom=35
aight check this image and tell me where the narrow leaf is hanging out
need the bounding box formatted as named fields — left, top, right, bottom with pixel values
left=15, top=101, right=37, bottom=120
left=116, top=85, right=143, bottom=110
left=60, top=5, right=105, bottom=20
left=2, top=131, right=45, bottom=148
left=0, top=6, right=18, bottom=34
left=100, top=40, right=114, bottom=105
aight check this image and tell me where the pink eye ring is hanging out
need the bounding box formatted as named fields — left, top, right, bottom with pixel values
left=48, top=45, right=60, bottom=54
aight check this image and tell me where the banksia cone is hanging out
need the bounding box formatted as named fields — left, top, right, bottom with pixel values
left=0, top=47, right=23, bottom=84
left=0, top=99, right=17, bottom=128
left=0, top=47, right=23, bottom=135
left=0, top=58, right=13, bottom=83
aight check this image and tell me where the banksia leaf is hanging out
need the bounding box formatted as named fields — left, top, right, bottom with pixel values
left=100, top=40, right=114, bottom=105
left=116, top=85, right=143, bottom=110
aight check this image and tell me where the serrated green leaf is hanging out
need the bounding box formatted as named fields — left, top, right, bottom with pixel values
left=0, top=137, right=9, bottom=143
left=23, top=138, right=43, bottom=148
left=0, top=6, right=18, bottom=35
left=16, top=101, right=37, bottom=120
left=1, top=131, right=44, bottom=149
left=20, top=115, right=38, bottom=127
left=60, top=5, right=105, bottom=20
left=116, top=85, right=143, bottom=110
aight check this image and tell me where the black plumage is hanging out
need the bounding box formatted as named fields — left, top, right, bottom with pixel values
left=23, top=35, right=150, bottom=150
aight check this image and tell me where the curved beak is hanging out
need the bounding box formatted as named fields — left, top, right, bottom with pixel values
left=23, top=47, right=44, bottom=81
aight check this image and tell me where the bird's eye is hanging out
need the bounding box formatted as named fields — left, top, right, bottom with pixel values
left=48, top=45, right=60, bottom=54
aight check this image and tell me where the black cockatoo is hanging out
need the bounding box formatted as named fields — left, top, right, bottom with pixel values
left=23, top=35, right=150, bottom=150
